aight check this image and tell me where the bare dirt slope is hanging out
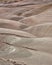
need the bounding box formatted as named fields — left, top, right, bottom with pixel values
left=0, top=0, right=52, bottom=65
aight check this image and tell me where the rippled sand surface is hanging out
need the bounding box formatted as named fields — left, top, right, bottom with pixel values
left=0, top=0, right=52, bottom=65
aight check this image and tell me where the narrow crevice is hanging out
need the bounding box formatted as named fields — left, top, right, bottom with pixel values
left=0, top=33, right=30, bottom=38
left=2, top=42, right=38, bottom=51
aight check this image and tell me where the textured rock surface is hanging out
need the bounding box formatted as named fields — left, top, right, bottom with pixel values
left=0, top=0, right=52, bottom=65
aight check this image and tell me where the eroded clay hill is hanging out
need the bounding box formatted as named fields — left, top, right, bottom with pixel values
left=0, top=0, right=52, bottom=65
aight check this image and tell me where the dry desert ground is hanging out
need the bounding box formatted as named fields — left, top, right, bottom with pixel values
left=0, top=0, right=52, bottom=65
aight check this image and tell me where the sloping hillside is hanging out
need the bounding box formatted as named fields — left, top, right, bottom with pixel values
left=0, top=0, right=52, bottom=65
